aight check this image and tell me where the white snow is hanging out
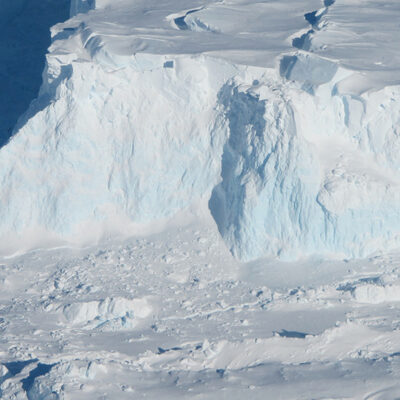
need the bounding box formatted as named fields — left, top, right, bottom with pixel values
left=2, top=218, right=400, bottom=398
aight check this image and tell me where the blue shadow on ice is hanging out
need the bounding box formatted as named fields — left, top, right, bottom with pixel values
left=276, top=329, right=309, bottom=339
left=0, top=0, right=70, bottom=147
left=21, top=362, right=55, bottom=392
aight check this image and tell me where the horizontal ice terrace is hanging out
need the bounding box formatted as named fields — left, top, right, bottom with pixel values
left=1, top=0, right=400, bottom=260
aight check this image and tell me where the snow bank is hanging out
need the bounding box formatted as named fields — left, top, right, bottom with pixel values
left=1, top=0, right=400, bottom=261
left=134, top=321, right=400, bottom=371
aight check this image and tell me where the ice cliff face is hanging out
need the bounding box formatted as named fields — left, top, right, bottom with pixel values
left=211, top=63, right=400, bottom=260
left=1, top=0, right=400, bottom=260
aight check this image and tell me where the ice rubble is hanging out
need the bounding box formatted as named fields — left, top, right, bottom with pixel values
left=62, top=297, right=151, bottom=330
left=1, top=0, right=400, bottom=261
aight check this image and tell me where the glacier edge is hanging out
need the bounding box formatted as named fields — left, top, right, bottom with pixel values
left=1, top=0, right=400, bottom=261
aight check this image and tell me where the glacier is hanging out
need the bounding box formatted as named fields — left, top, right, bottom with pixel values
left=3, top=3, right=400, bottom=397
left=1, top=0, right=400, bottom=261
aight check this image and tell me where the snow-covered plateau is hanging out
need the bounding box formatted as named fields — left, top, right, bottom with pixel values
left=2, top=0, right=400, bottom=398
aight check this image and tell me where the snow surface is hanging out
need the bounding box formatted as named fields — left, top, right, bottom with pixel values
left=1, top=0, right=400, bottom=398
left=2, top=214, right=400, bottom=398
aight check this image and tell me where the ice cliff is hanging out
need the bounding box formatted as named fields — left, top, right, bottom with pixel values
left=1, top=0, right=400, bottom=260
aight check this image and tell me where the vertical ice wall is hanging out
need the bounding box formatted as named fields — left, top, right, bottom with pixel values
left=210, top=78, right=323, bottom=260
left=210, top=59, right=400, bottom=261
left=0, top=51, right=237, bottom=254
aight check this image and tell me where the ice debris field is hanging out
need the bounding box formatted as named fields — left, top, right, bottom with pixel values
left=1, top=0, right=400, bottom=398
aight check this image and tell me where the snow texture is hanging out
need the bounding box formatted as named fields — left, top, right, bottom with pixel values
left=2, top=218, right=400, bottom=399
left=1, top=0, right=400, bottom=262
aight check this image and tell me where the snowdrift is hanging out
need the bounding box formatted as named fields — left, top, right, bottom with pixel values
left=1, top=0, right=400, bottom=261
